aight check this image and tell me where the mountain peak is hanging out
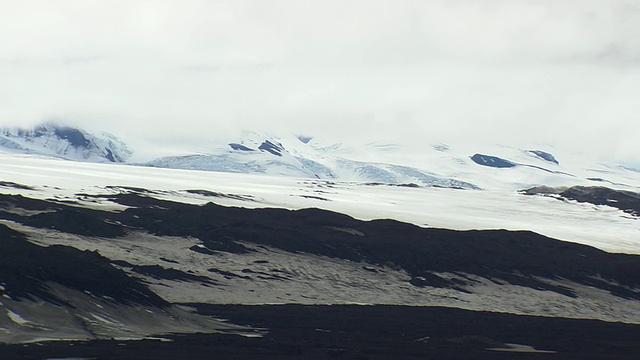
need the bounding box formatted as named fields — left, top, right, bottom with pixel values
left=0, top=122, right=132, bottom=163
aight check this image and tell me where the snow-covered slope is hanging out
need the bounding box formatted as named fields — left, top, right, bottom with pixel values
left=1, top=153, right=638, bottom=254
left=146, top=132, right=478, bottom=189
left=2, top=123, right=636, bottom=192
left=143, top=131, right=639, bottom=192
left=0, top=123, right=132, bottom=163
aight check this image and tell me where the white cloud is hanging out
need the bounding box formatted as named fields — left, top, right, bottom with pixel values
left=0, top=0, right=638, bottom=163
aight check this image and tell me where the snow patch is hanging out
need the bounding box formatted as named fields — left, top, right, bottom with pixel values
left=7, top=310, right=30, bottom=325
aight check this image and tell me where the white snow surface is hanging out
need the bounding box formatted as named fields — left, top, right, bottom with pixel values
left=0, top=153, right=637, bottom=254
left=144, top=132, right=640, bottom=191
left=6, top=310, right=30, bottom=325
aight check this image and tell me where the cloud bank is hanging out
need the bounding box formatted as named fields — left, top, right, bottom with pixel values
left=0, top=0, right=638, bottom=162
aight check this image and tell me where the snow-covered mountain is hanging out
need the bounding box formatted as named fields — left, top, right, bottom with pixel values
left=2, top=123, right=637, bottom=193
left=145, top=132, right=479, bottom=189
left=144, top=131, right=640, bottom=192
left=0, top=122, right=132, bottom=163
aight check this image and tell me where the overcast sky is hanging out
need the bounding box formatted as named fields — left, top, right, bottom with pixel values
left=0, top=0, right=638, bottom=162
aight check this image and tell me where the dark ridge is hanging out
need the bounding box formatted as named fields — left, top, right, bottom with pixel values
left=471, top=154, right=561, bottom=174
left=104, top=185, right=162, bottom=194
left=104, top=148, right=116, bottom=162
left=0, top=181, right=36, bottom=190
left=1, top=193, right=638, bottom=300
left=523, top=185, right=640, bottom=217
left=299, top=195, right=330, bottom=201
left=26, top=208, right=126, bottom=237
left=229, top=143, right=254, bottom=151
left=364, top=182, right=421, bottom=188
left=159, top=257, right=179, bottom=264
left=258, top=140, right=284, bottom=156
left=397, top=183, right=420, bottom=188
left=528, top=150, right=559, bottom=164
left=0, top=224, right=168, bottom=308
left=190, top=304, right=640, bottom=359
left=51, top=126, right=91, bottom=148
left=470, top=154, right=516, bottom=168
left=561, top=186, right=640, bottom=217
left=184, top=189, right=254, bottom=201
left=109, top=194, right=639, bottom=298
left=0, top=194, right=60, bottom=211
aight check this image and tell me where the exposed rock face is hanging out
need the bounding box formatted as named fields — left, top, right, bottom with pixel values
left=258, top=140, right=285, bottom=156
left=522, top=185, right=640, bottom=217
left=228, top=143, right=253, bottom=151
left=470, top=154, right=516, bottom=168
left=528, top=150, right=559, bottom=164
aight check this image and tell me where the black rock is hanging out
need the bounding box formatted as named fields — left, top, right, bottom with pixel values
left=0, top=224, right=167, bottom=308
left=229, top=143, right=254, bottom=151
left=470, top=154, right=516, bottom=168
left=258, top=140, right=284, bottom=156
left=528, top=150, right=559, bottom=164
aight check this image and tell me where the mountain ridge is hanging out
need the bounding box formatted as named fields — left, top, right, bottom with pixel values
left=1, top=123, right=638, bottom=192
left=0, top=122, right=132, bottom=163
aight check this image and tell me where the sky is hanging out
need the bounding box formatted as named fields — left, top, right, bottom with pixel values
left=0, top=0, right=638, bottom=162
